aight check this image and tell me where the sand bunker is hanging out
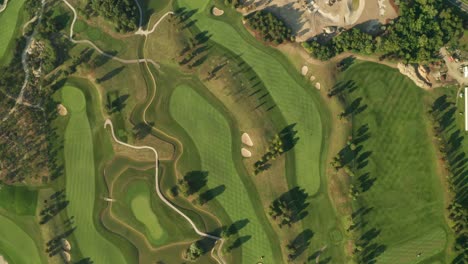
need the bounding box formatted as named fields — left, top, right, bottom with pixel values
left=212, top=6, right=224, bottom=16
left=241, top=133, right=253, bottom=146
left=0, top=255, right=8, bottom=264
left=310, top=75, right=316, bottom=81
left=61, top=251, right=71, bottom=263
left=57, top=104, right=68, bottom=116
left=315, top=82, right=321, bottom=90
left=241, top=148, right=252, bottom=158
left=61, top=238, right=71, bottom=251
left=301, top=65, right=309, bottom=76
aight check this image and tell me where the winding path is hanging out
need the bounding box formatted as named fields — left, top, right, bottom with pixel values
left=61, top=0, right=161, bottom=68
left=105, top=119, right=221, bottom=242
left=61, top=0, right=226, bottom=261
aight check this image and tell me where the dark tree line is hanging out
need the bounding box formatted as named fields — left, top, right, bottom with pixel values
left=246, top=11, right=294, bottom=44
left=85, top=0, right=139, bottom=32
left=303, top=0, right=463, bottom=63
left=429, top=96, right=467, bottom=263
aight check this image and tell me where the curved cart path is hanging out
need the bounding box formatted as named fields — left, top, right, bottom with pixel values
left=105, top=120, right=225, bottom=261
left=62, top=0, right=161, bottom=68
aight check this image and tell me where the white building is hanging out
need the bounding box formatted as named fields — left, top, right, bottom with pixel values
left=465, top=87, right=468, bottom=131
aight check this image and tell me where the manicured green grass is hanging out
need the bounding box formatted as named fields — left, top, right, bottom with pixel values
left=176, top=0, right=325, bottom=197
left=338, top=62, right=450, bottom=263
left=0, top=0, right=25, bottom=63
left=127, top=181, right=166, bottom=243
left=0, top=185, right=37, bottom=215
left=170, top=84, right=275, bottom=263
left=0, top=214, right=42, bottom=264
left=62, top=85, right=127, bottom=264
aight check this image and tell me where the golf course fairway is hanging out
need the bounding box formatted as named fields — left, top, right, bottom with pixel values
left=176, top=0, right=325, bottom=196
left=0, top=214, right=41, bottom=264
left=0, top=0, right=25, bottom=62
left=170, top=84, right=278, bottom=263
left=62, top=85, right=127, bottom=264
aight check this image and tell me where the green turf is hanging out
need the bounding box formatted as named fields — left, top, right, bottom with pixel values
left=0, top=0, right=25, bottom=62
left=127, top=181, right=166, bottom=243
left=0, top=214, right=42, bottom=264
left=176, top=0, right=325, bottom=197
left=170, top=84, right=275, bottom=263
left=0, top=185, right=37, bottom=215
left=62, top=85, right=127, bottom=264
left=338, top=62, right=450, bottom=263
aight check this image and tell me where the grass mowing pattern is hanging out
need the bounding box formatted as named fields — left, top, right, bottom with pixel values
left=0, top=185, right=37, bottom=215
left=338, top=62, right=448, bottom=263
left=0, top=0, right=25, bottom=61
left=176, top=0, right=324, bottom=196
left=170, top=85, right=273, bottom=263
left=0, top=214, right=41, bottom=264
left=127, top=181, right=166, bottom=243
left=62, top=85, right=127, bottom=264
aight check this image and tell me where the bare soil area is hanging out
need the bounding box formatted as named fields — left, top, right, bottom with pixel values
left=240, top=0, right=398, bottom=41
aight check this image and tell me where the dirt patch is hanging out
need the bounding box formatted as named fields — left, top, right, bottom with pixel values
left=397, top=63, right=431, bottom=90
left=241, top=132, right=254, bottom=146
left=212, top=6, right=224, bottom=16
left=240, top=0, right=398, bottom=41
left=241, top=148, right=252, bottom=158
left=57, top=104, right=68, bottom=116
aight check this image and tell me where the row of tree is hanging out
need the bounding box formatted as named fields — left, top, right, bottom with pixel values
left=303, top=0, right=463, bottom=63
left=85, top=0, right=139, bottom=32
left=246, top=11, right=294, bottom=44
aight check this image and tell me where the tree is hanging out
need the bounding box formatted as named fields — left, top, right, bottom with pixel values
left=185, top=242, right=203, bottom=260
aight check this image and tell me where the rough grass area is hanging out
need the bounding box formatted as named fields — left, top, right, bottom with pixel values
left=0, top=0, right=25, bottom=62
left=0, top=214, right=41, bottom=263
left=170, top=84, right=275, bottom=263
left=338, top=62, right=449, bottom=263
left=62, top=85, right=127, bottom=264
left=0, top=185, right=37, bottom=215
left=127, top=181, right=166, bottom=243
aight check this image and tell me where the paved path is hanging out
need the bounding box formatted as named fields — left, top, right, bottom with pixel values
left=135, top=11, right=174, bottom=36
left=0, top=0, right=8, bottom=13
left=62, top=0, right=160, bottom=68
left=104, top=120, right=223, bottom=242
left=448, top=0, right=468, bottom=13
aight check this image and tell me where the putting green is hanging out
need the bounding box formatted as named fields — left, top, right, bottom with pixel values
left=0, top=0, right=25, bottom=62
left=338, top=62, right=449, bottom=262
left=0, top=214, right=41, bottom=264
left=170, top=84, right=276, bottom=263
left=62, top=85, right=127, bottom=264
left=176, top=0, right=324, bottom=197
left=127, top=182, right=166, bottom=243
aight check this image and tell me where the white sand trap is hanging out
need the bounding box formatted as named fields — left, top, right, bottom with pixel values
left=61, top=251, right=71, bottom=263
left=61, top=238, right=71, bottom=251
left=301, top=65, right=308, bottom=76
left=310, top=75, right=316, bottom=81
left=212, top=6, right=224, bottom=16
left=241, top=133, right=253, bottom=146
left=241, top=148, right=252, bottom=158
left=0, top=255, right=8, bottom=264
left=315, top=82, right=321, bottom=90
left=57, top=104, right=68, bottom=116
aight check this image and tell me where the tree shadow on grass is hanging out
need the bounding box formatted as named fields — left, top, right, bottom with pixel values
left=96, top=66, right=125, bottom=83
left=132, top=122, right=155, bottom=140
left=287, top=229, right=314, bottom=260
left=198, top=185, right=226, bottom=205
left=184, top=170, right=208, bottom=195
left=227, top=235, right=251, bottom=251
